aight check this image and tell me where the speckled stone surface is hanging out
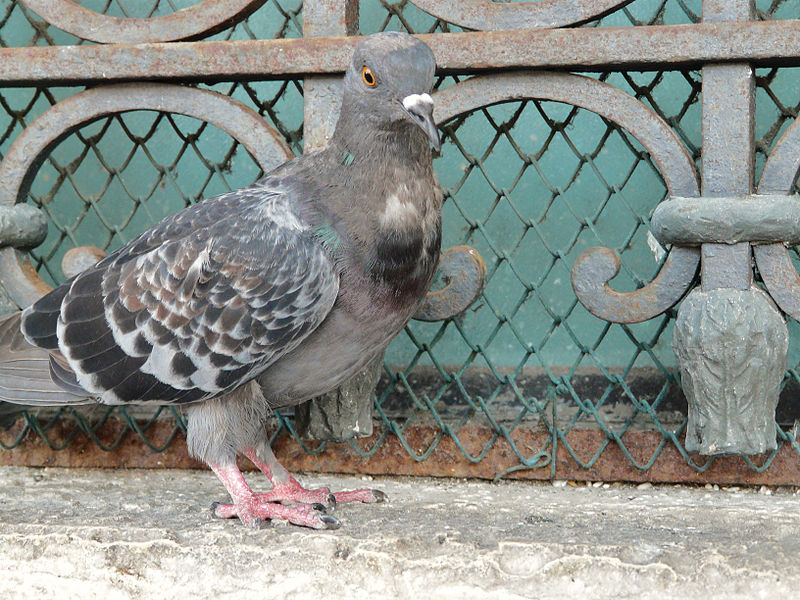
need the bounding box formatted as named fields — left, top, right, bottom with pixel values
left=0, top=467, right=798, bottom=599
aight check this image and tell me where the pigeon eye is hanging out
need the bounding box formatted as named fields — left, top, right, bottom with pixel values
left=361, top=66, right=376, bottom=87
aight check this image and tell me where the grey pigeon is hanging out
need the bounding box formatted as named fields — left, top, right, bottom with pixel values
left=0, top=32, right=442, bottom=529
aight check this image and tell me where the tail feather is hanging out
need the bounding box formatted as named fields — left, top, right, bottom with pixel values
left=0, top=312, right=92, bottom=427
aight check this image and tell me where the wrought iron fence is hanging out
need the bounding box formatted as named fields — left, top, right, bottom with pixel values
left=0, top=0, right=798, bottom=485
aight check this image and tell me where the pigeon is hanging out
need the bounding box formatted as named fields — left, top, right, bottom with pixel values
left=0, top=31, right=442, bottom=530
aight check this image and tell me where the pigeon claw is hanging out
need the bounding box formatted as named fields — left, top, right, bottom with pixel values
left=320, top=515, right=342, bottom=530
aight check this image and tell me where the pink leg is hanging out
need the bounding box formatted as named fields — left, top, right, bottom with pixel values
left=208, top=462, right=340, bottom=530
left=244, top=445, right=387, bottom=507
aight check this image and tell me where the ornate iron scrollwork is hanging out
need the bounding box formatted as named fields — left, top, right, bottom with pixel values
left=430, top=46, right=791, bottom=457
left=564, top=0, right=796, bottom=456
left=752, top=115, right=800, bottom=322
left=3, top=0, right=797, bottom=468
left=0, top=82, right=294, bottom=307
left=410, top=0, right=634, bottom=31
left=19, top=0, right=268, bottom=44
left=433, top=70, right=701, bottom=324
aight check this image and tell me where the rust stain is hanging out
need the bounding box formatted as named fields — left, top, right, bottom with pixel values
left=2, top=418, right=797, bottom=486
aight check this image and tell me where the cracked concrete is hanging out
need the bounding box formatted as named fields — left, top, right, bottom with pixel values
left=0, top=466, right=798, bottom=599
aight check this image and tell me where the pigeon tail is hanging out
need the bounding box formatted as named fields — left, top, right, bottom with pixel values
left=0, top=311, right=91, bottom=427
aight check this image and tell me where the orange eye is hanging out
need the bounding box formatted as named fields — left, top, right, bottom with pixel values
left=361, top=66, right=376, bottom=87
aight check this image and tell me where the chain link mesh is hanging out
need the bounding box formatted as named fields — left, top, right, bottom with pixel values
left=0, top=0, right=798, bottom=478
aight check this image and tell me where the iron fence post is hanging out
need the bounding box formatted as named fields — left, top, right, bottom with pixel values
left=672, top=0, right=788, bottom=455
left=292, top=0, right=379, bottom=442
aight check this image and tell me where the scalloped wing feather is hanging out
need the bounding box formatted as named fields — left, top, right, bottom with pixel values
left=19, top=186, right=338, bottom=406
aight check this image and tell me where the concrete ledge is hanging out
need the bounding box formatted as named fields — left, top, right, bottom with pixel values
left=0, top=467, right=798, bottom=599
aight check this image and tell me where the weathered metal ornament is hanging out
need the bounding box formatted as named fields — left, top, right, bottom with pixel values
left=410, top=0, right=632, bottom=31
left=20, top=0, right=267, bottom=44
left=673, top=286, right=787, bottom=455
left=294, top=355, right=381, bottom=442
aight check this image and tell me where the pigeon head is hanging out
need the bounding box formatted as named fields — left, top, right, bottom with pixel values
left=339, top=32, right=440, bottom=152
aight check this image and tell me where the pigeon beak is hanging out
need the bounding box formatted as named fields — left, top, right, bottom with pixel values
left=401, top=93, right=441, bottom=152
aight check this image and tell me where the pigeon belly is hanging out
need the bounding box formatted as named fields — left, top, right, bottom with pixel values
left=255, top=282, right=420, bottom=406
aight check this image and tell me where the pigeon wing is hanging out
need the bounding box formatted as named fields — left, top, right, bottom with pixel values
left=21, top=186, right=339, bottom=405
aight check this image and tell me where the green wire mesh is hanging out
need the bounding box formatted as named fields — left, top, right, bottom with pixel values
left=0, top=0, right=798, bottom=478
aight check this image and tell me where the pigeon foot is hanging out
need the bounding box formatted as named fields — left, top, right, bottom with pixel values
left=243, top=446, right=388, bottom=507
left=211, top=498, right=341, bottom=530
left=253, top=481, right=337, bottom=508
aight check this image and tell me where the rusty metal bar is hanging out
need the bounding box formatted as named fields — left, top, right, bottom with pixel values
left=410, top=0, right=635, bottom=31
left=302, top=0, right=359, bottom=150
left=20, top=0, right=268, bottom=44
left=651, top=195, right=800, bottom=246
left=3, top=20, right=800, bottom=87
left=699, top=72, right=754, bottom=291
left=1, top=420, right=797, bottom=485
left=699, top=2, right=755, bottom=295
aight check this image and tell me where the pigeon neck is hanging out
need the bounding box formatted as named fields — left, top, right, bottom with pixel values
left=330, top=114, right=432, bottom=168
